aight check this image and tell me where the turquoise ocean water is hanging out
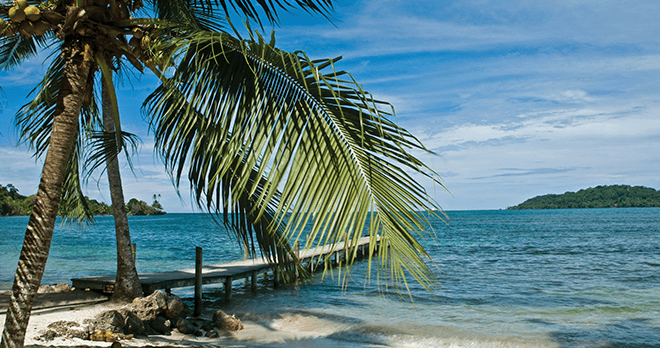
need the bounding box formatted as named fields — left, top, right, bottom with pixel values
left=1, top=209, right=659, bottom=347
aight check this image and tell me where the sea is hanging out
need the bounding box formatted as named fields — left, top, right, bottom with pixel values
left=1, top=208, right=659, bottom=348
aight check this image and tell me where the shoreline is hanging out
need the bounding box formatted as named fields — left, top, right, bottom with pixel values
left=0, top=289, right=387, bottom=348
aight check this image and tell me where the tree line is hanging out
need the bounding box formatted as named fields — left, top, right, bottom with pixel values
left=508, top=185, right=660, bottom=209
left=1, top=184, right=164, bottom=216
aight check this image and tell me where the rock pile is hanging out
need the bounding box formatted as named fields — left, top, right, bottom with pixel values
left=36, top=290, right=243, bottom=342
left=37, top=283, right=71, bottom=293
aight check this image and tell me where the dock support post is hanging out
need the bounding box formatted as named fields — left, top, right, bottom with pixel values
left=131, top=243, right=137, bottom=263
left=251, top=270, right=257, bottom=293
left=194, top=247, right=203, bottom=317
left=273, top=268, right=280, bottom=288
left=224, top=276, right=232, bottom=301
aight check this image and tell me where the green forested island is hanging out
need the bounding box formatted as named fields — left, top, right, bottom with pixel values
left=1, top=184, right=165, bottom=216
left=508, top=185, right=660, bottom=209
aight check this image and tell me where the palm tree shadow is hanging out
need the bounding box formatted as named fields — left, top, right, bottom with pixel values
left=526, top=318, right=660, bottom=348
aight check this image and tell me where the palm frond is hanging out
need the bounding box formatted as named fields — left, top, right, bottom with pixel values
left=15, top=50, right=100, bottom=157
left=146, top=0, right=227, bottom=32
left=58, top=132, right=95, bottom=225
left=0, top=31, right=52, bottom=70
left=216, top=0, right=333, bottom=24
left=144, top=29, right=445, bottom=292
left=82, top=129, right=141, bottom=177
left=215, top=158, right=307, bottom=281
left=145, top=0, right=333, bottom=26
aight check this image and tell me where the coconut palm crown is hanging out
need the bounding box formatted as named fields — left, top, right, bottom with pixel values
left=1, top=1, right=445, bottom=347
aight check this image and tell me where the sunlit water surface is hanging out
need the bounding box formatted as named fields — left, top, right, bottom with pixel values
left=2, top=209, right=659, bottom=347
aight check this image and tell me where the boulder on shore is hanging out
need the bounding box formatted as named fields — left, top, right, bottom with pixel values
left=37, top=283, right=71, bottom=293
left=84, top=308, right=147, bottom=336
left=175, top=318, right=195, bottom=334
left=212, top=310, right=244, bottom=331
left=124, top=290, right=168, bottom=322
left=165, top=293, right=185, bottom=318
left=36, top=321, right=88, bottom=341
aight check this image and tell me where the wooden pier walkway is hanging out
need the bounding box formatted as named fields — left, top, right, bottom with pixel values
left=72, top=236, right=378, bottom=301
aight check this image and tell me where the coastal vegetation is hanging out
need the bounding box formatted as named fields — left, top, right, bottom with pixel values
left=125, top=197, right=165, bottom=216
left=508, top=185, right=660, bottom=209
left=1, top=184, right=164, bottom=216
left=1, top=0, right=443, bottom=347
left=0, top=184, right=33, bottom=216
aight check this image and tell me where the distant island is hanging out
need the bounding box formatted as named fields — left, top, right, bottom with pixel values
left=1, top=184, right=165, bottom=216
left=508, top=185, right=660, bottom=209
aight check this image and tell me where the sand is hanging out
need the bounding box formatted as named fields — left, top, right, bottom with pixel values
left=0, top=289, right=379, bottom=348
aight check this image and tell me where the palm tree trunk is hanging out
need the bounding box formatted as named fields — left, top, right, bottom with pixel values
left=1, top=41, right=95, bottom=348
left=101, top=76, right=143, bottom=301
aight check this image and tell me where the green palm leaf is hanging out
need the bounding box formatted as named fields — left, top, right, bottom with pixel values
left=0, top=32, right=52, bottom=70
left=147, top=0, right=227, bottom=32
left=144, top=29, right=444, bottom=292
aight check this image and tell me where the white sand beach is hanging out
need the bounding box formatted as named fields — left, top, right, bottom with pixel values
left=0, top=288, right=386, bottom=348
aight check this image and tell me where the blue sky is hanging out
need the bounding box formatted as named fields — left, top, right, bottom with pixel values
left=1, top=0, right=660, bottom=212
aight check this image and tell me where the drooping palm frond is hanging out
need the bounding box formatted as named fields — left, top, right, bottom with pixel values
left=82, top=129, right=141, bottom=176
left=58, top=131, right=95, bottom=224
left=146, top=0, right=227, bottom=32
left=15, top=50, right=99, bottom=157
left=217, top=157, right=308, bottom=280
left=146, top=0, right=333, bottom=26
left=144, top=28, right=444, bottom=292
left=220, top=0, right=333, bottom=24
left=0, top=32, right=52, bottom=70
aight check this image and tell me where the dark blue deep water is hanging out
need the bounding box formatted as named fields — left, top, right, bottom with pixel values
left=2, top=209, right=659, bottom=347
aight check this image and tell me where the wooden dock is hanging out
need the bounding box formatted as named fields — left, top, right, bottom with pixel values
left=72, top=236, right=378, bottom=301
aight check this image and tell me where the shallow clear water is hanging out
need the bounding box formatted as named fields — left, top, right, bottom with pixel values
left=1, top=209, right=659, bottom=347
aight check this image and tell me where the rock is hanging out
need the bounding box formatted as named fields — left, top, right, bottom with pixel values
left=204, top=329, right=219, bottom=338
left=164, top=294, right=185, bottom=318
left=37, top=283, right=71, bottom=293
left=67, top=325, right=88, bottom=339
left=175, top=318, right=194, bottom=335
left=212, top=310, right=244, bottom=331
left=37, top=321, right=88, bottom=340
left=87, top=309, right=147, bottom=336
left=118, top=309, right=147, bottom=336
left=52, top=283, right=71, bottom=292
left=90, top=310, right=124, bottom=332
left=37, top=285, right=55, bottom=293
left=201, top=322, right=215, bottom=331
left=149, top=316, right=171, bottom=335
left=125, top=290, right=168, bottom=322
left=46, top=320, right=78, bottom=336
left=36, top=329, right=56, bottom=341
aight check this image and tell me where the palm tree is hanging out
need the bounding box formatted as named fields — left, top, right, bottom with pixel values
left=1, top=1, right=445, bottom=348
left=101, top=76, right=143, bottom=301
